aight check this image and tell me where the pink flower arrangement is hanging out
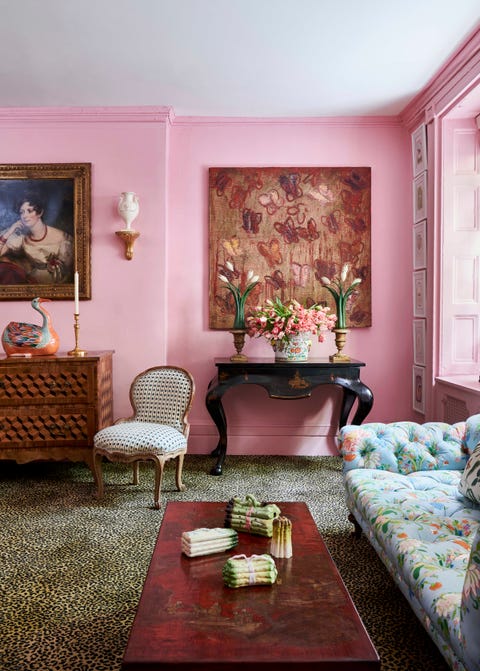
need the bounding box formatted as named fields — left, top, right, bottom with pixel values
left=246, top=297, right=337, bottom=344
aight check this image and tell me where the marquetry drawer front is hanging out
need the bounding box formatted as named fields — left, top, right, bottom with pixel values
left=0, top=407, right=93, bottom=447
left=0, top=366, right=92, bottom=405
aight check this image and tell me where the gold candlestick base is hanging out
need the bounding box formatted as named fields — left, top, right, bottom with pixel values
left=329, top=328, right=350, bottom=362
left=68, top=313, right=87, bottom=357
left=229, top=328, right=248, bottom=362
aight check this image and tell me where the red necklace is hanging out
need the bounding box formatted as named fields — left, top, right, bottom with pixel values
left=28, top=224, right=48, bottom=242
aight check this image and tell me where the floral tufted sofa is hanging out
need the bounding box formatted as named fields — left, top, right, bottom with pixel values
left=338, top=414, right=480, bottom=671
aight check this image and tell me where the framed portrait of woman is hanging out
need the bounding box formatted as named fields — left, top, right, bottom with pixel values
left=0, top=163, right=91, bottom=300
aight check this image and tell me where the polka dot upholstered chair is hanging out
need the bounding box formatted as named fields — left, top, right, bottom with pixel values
left=93, top=366, right=195, bottom=509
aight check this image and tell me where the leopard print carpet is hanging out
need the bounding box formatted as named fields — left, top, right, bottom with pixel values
left=0, top=455, right=450, bottom=671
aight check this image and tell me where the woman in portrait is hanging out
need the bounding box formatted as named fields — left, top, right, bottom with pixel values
left=0, top=195, right=73, bottom=284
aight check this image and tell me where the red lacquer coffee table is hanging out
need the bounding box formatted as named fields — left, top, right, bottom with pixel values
left=121, top=501, right=380, bottom=670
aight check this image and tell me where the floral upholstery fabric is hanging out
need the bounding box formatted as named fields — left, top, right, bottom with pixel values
left=338, top=414, right=480, bottom=671
left=459, top=444, right=480, bottom=504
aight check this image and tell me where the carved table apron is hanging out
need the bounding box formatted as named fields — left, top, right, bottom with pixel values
left=205, top=357, right=374, bottom=475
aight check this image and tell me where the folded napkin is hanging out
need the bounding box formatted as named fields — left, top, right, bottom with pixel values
left=182, top=527, right=238, bottom=557
left=223, top=553, right=278, bottom=588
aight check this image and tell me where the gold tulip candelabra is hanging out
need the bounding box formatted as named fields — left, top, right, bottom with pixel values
left=320, top=264, right=362, bottom=362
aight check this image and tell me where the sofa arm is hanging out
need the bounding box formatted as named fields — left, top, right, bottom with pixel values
left=460, top=527, right=480, bottom=671
left=339, top=419, right=469, bottom=475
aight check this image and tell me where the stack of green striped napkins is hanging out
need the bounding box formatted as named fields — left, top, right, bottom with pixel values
left=225, top=494, right=281, bottom=537
left=223, top=553, right=278, bottom=588
left=182, top=527, right=238, bottom=557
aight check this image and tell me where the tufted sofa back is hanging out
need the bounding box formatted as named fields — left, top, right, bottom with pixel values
left=339, top=414, right=480, bottom=475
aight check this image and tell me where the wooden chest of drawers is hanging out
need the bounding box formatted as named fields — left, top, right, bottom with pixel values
left=0, top=350, right=113, bottom=483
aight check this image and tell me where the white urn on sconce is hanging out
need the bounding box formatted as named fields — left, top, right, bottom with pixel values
left=118, top=191, right=139, bottom=230
left=116, top=191, right=140, bottom=260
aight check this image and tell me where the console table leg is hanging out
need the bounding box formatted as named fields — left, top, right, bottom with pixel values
left=334, top=378, right=374, bottom=427
left=339, top=389, right=356, bottom=428
left=206, top=384, right=228, bottom=475
left=350, top=384, right=374, bottom=425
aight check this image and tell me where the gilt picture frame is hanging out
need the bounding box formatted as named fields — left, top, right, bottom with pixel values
left=0, top=163, right=91, bottom=300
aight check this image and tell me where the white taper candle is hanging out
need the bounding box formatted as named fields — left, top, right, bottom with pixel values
left=74, top=272, right=79, bottom=314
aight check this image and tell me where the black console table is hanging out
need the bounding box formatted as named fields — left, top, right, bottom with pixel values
left=205, top=357, right=374, bottom=475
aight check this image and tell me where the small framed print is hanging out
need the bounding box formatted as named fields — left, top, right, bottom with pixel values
left=413, top=365, right=426, bottom=414
left=413, top=270, right=426, bottom=318
left=413, top=171, right=427, bottom=222
left=412, top=123, right=427, bottom=176
left=413, top=319, right=426, bottom=366
left=413, top=220, right=427, bottom=269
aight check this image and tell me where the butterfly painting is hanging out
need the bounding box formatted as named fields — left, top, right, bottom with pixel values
left=291, top=262, right=311, bottom=287
left=258, top=189, right=284, bottom=215
left=257, top=238, right=283, bottom=267
left=264, top=269, right=286, bottom=291
left=209, top=167, right=371, bottom=329
left=242, top=208, right=262, bottom=234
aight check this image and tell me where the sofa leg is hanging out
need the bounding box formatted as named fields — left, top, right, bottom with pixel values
left=348, top=513, right=363, bottom=539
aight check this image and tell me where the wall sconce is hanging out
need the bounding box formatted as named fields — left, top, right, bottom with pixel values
left=116, top=191, right=140, bottom=260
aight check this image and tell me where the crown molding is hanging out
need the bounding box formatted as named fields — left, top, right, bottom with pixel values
left=170, top=115, right=403, bottom=127
left=0, top=106, right=174, bottom=123
left=401, top=25, right=480, bottom=130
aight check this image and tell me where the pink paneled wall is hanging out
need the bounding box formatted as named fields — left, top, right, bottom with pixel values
left=0, top=109, right=413, bottom=458
left=168, top=117, right=413, bottom=455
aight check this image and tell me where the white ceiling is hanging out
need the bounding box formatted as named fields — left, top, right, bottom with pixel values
left=1, top=0, right=479, bottom=117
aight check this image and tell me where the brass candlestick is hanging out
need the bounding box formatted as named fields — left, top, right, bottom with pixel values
left=329, top=328, right=350, bottom=362
left=68, top=313, right=87, bottom=357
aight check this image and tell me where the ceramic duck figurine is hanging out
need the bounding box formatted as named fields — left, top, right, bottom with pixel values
left=2, top=297, right=59, bottom=356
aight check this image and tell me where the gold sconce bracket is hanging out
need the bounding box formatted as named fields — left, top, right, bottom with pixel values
left=115, top=229, right=140, bottom=260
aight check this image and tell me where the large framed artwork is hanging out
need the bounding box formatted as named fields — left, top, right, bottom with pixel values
left=0, top=163, right=91, bottom=300
left=208, top=167, right=371, bottom=329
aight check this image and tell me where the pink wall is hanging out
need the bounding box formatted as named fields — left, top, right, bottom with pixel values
left=0, top=109, right=413, bottom=457
left=168, top=117, right=413, bottom=455
left=0, top=108, right=170, bottom=420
